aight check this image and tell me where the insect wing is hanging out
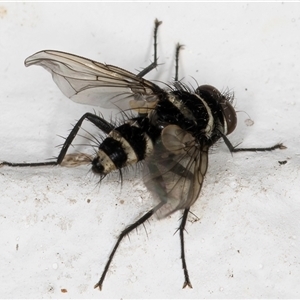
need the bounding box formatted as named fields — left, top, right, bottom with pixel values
left=143, top=125, right=209, bottom=218
left=25, top=50, right=161, bottom=112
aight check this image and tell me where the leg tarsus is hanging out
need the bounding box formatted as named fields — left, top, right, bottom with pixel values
left=179, top=208, right=193, bottom=289
left=175, top=43, right=184, bottom=82
left=94, top=201, right=165, bottom=291
left=222, top=134, right=286, bottom=153
left=0, top=160, right=58, bottom=167
left=137, top=19, right=162, bottom=78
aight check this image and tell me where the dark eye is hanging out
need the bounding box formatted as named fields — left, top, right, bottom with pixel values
left=195, top=84, right=222, bottom=101
left=219, top=97, right=237, bottom=135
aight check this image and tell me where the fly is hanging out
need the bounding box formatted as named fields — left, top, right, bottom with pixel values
left=1, top=19, right=286, bottom=290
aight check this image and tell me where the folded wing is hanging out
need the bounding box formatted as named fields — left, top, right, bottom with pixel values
left=143, top=125, right=208, bottom=218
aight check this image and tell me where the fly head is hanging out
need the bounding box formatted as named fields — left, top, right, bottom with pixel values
left=195, top=85, right=237, bottom=137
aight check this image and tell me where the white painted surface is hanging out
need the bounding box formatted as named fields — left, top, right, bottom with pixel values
left=0, top=2, right=299, bottom=298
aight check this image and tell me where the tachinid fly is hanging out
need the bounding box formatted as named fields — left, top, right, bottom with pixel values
left=1, top=19, right=285, bottom=290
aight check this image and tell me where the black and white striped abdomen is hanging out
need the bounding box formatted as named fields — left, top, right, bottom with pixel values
left=91, top=118, right=160, bottom=176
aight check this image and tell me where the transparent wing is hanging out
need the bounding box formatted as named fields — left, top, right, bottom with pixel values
left=143, top=125, right=209, bottom=218
left=25, top=50, right=162, bottom=112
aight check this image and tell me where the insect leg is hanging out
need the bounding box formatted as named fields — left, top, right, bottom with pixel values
left=175, top=43, right=184, bottom=82
left=221, top=134, right=286, bottom=153
left=94, top=201, right=165, bottom=291
left=137, top=19, right=162, bottom=78
left=1, top=113, right=114, bottom=167
left=56, top=113, right=113, bottom=164
left=179, top=208, right=193, bottom=289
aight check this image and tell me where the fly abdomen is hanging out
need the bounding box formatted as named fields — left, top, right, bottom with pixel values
left=92, top=120, right=155, bottom=176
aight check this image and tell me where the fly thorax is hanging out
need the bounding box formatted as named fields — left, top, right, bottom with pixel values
left=166, top=91, right=215, bottom=139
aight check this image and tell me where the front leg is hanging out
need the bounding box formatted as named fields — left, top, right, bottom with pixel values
left=221, top=134, right=286, bottom=153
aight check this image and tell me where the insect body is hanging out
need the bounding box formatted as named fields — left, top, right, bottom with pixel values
left=1, top=19, right=285, bottom=290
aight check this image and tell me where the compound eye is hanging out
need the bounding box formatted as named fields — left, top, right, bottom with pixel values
left=221, top=100, right=237, bottom=135
left=195, top=85, right=222, bottom=100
